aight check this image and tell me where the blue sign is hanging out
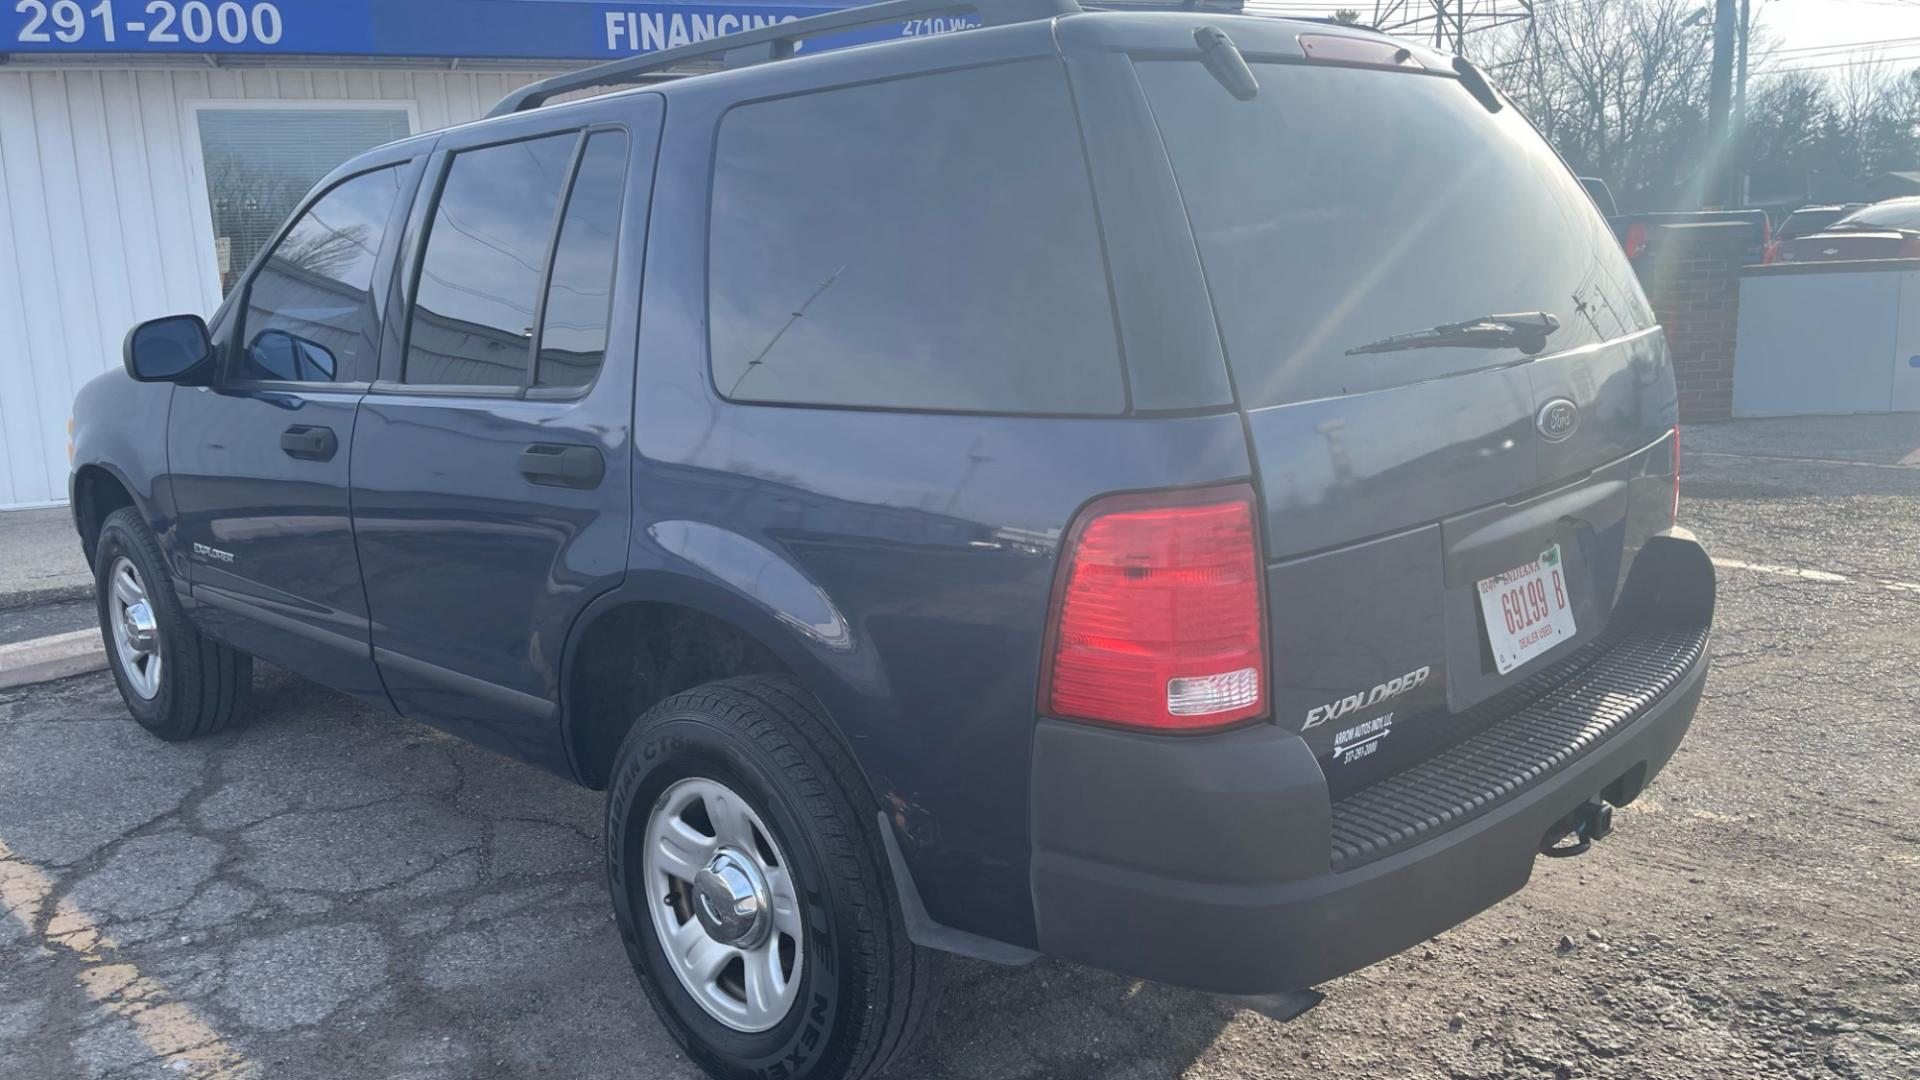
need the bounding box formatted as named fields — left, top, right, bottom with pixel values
left=3, top=0, right=965, bottom=59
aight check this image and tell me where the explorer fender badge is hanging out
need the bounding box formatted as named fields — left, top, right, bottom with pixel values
left=1302, top=665, right=1432, bottom=730
left=192, top=542, right=235, bottom=564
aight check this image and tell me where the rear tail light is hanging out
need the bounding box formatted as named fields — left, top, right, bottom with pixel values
left=1671, top=423, right=1682, bottom=525
left=1761, top=241, right=1780, bottom=265
left=1042, top=485, right=1268, bottom=732
left=1623, top=222, right=1648, bottom=260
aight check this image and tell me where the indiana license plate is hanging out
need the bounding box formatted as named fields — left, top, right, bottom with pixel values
left=1477, top=544, right=1577, bottom=675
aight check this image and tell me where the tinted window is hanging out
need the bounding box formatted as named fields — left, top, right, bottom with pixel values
left=239, top=165, right=403, bottom=383
left=1779, top=208, right=1845, bottom=240
left=536, top=132, right=629, bottom=390
left=709, top=61, right=1123, bottom=413
left=406, top=133, right=576, bottom=387
left=1136, top=62, right=1655, bottom=408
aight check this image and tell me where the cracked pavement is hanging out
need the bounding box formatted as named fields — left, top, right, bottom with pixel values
left=3, top=414, right=1918, bottom=1079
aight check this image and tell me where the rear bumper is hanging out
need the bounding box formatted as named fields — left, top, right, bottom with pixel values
left=1030, top=639, right=1705, bottom=994
left=1028, top=538, right=1715, bottom=996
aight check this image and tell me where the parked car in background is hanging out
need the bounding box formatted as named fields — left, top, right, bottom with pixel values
left=1773, top=197, right=1920, bottom=264
left=1610, top=208, right=1769, bottom=265
left=1762, top=202, right=1868, bottom=263
left=69, top=2, right=1714, bottom=1077
left=1579, top=176, right=1620, bottom=217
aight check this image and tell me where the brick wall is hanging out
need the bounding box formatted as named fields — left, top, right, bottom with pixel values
left=1636, top=221, right=1751, bottom=423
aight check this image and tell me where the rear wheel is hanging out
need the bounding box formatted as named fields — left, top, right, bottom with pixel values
left=94, top=507, right=251, bottom=740
left=606, top=675, right=938, bottom=1080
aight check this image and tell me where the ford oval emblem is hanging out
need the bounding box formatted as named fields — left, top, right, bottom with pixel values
left=1536, top=398, right=1579, bottom=442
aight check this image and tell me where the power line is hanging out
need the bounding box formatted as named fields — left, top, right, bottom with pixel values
left=1763, top=51, right=1920, bottom=74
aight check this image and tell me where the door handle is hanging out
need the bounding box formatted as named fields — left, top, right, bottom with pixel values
left=518, top=444, right=604, bottom=489
left=280, top=425, right=338, bottom=462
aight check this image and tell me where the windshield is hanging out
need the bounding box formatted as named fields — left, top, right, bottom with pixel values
left=1136, top=60, right=1653, bottom=409
left=1833, top=200, right=1920, bottom=232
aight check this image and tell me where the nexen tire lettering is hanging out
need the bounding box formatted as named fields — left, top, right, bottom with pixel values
left=1301, top=665, right=1431, bottom=729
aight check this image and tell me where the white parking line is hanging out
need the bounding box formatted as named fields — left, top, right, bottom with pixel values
left=1712, top=557, right=1920, bottom=595
left=1711, top=558, right=1849, bottom=583
left=1692, top=450, right=1920, bottom=471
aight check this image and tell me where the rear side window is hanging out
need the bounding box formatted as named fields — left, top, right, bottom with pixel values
left=239, top=165, right=403, bottom=384
left=536, top=132, right=630, bottom=390
left=1136, top=61, right=1655, bottom=409
left=708, top=60, right=1124, bottom=414
left=405, top=133, right=576, bottom=387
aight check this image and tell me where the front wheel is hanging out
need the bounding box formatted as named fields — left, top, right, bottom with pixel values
left=94, top=506, right=251, bottom=740
left=606, top=675, right=938, bottom=1080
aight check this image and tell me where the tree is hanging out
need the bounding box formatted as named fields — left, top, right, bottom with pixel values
left=1822, top=59, right=1920, bottom=181
left=1483, top=0, right=1717, bottom=210
left=1481, top=0, right=1920, bottom=210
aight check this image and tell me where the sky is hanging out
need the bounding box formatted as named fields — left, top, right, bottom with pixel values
left=1242, top=0, right=1920, bottom=76
left=1754, top=0, right=1920, bottom=76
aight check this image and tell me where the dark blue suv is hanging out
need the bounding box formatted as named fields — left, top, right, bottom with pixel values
left=70, top=1, right=1713, bottom=1076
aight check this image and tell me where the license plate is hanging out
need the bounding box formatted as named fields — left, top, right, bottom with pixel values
left=1477, top=544, right=1577, bottom=675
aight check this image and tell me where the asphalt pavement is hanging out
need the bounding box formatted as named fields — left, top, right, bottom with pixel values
left=0, top=506, right=91, bottom=611
left=1, top=414, right=1917, bottom=1080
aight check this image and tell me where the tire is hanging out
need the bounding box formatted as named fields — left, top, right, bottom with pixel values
left=94, top=506, right=252, bottom=741
left=607, top=675, right=938, bottom=1080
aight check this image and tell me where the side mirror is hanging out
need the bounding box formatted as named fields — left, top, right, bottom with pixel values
left=123, top=314, right=212, bottom=383
left=247, top=329, right=338, bottom=382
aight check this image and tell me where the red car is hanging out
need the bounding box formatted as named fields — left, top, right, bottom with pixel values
left=1773, top=197, right=1920, bottom=263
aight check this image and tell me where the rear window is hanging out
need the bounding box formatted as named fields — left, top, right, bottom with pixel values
left=1836, top=200, right=1920, bottom=231
left=708, top=60, right=1124, bottom=414
left=1136, top=61, right=1653, bottom=409
left=1778, top=209, right=1844, bottom=241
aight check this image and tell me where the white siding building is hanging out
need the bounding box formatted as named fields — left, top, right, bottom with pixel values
left=0, top=62, right=561, bottom=509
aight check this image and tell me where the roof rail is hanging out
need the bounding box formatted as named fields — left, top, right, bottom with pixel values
left=486, top=0, right=1081, bottom=118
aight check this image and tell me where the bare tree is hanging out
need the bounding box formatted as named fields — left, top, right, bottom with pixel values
left=1824, top=56, right=1920, bottom=180
left=1484, top=0, right=1716, bottom=210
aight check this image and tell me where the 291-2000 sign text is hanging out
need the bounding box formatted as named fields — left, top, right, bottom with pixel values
left=15, top=0, right=283, bottom=47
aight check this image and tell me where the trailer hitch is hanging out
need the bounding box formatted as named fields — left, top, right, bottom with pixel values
left=1541, top=798, right=1613, bottom=858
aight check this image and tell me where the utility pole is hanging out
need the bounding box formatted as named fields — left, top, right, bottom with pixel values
left=1730, top=0, right=1750, bottom=207
left=1706, top=0, right=1737, bottom=206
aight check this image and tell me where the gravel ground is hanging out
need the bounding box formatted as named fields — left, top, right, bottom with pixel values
left=2, top=414, right=1916, bottom=1080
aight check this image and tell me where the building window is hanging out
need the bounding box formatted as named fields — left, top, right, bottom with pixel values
left=196, top=106, right=413, bottom=294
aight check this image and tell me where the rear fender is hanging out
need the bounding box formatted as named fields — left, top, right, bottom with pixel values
left=558, top=529, right=882, bottom=790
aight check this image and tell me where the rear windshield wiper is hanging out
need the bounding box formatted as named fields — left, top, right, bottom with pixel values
left=1344, top=311, right=1561, bottom=357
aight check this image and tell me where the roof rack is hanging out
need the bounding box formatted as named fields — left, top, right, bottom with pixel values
left=487, top=0, right=1081, bottom=117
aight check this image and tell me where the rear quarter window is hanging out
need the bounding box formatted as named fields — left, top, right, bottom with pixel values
left=707, top=60, right=1125, bottom=414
